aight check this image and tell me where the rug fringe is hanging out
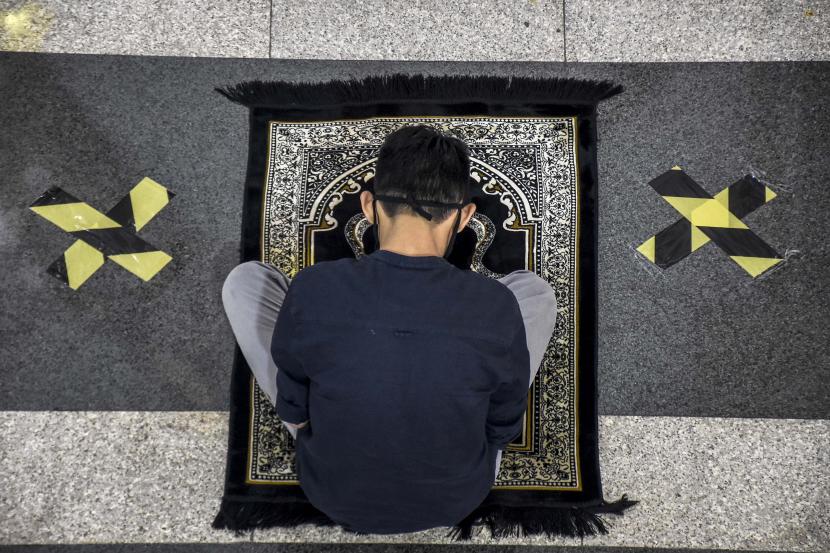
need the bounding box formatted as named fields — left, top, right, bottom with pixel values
left=213, top=493, right=639, bottom=541
left=211, top=497, right=339, bottom=536
left=214, top=73, right=624, bottom=108
left=445, top=494, right=640, bottom=541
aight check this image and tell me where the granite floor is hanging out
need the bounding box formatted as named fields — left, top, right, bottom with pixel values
left=0, top=0, right=825, bottom=61
left=0, top=1, right=828, bottom=553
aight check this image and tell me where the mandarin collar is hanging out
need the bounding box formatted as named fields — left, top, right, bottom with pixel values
left=366, top=248, right=451, bottom=269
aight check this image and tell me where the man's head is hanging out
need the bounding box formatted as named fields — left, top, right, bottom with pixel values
left=360, top=125, right=477, bottom=257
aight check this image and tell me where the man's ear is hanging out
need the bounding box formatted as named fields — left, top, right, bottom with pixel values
left=360, top=190, right=375, bottom=224
left=457, top=202, right=477, bottom=232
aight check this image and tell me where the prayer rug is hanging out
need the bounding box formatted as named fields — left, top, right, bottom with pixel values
left=211, top=74, right=639, bottom=541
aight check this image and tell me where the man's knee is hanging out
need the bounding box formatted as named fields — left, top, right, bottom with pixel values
left=536, top=275, right=557, bottom=309
left=521, top=271, right=558, bottom=323
left=535, top=276, right=558, bottom=324
left=511, top=270, right=556, bottom=303
left=222, top=261, right=263, bottom=306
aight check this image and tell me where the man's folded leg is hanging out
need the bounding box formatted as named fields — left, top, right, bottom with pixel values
left=492, top=269, right=558, bottom=478
left=221, top=260, right=298, bottom=441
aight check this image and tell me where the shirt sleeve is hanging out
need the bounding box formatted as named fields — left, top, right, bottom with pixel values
left=485, top=321, right=531, bottom=450
left=271, top=280, right=310, bottom=425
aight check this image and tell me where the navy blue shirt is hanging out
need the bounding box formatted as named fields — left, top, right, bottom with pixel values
left=271, top=248, right=530, bottom=534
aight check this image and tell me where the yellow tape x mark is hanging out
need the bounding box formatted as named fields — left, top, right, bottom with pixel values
left=29, top=177, right=175, bottom=290
left=637, top=166, right=782, bottom=278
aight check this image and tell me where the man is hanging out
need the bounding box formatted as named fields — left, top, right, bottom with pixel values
left=221, top=124, right=557, bottom=534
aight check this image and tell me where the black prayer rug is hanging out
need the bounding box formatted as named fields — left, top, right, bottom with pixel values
left=211, top=73, right=639, bottom=541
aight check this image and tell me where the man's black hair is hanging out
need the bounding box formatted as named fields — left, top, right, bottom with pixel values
left=373, top=124, right=471, bottom=224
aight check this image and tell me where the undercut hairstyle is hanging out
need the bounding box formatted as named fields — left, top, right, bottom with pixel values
left=373, top=124, right=471, bottom=223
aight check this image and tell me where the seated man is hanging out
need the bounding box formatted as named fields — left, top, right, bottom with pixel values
left=221, top=124, right=557, bottom=534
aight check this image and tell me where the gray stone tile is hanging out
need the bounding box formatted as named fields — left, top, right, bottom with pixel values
left=270, top=0, right=564, bottom=61
left=0, top=412, right=127, bottom=543
left=565, top=0, right=830, bottom=61
left=2, top=411, right=827, bottom=549
left=119, top=412, right=237, bottom=543
left=0, top=0, right=270, bottom=57
left=0, top=411, right=251, bottom=544
left=597, top=416, right=829, bottom=551
left=2, top=0, right=826, bottom=63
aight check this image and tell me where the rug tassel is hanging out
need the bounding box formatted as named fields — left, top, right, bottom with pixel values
left=445, top=494, right=639, bottom=542
left=213, top=494, right=638, bottom=540
left=211, top=497, right=338, bottom=536
left=215, top=73, right=624, bottom=109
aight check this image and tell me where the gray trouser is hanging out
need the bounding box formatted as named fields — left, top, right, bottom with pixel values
left=221, top=261, right=558, bottom=477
